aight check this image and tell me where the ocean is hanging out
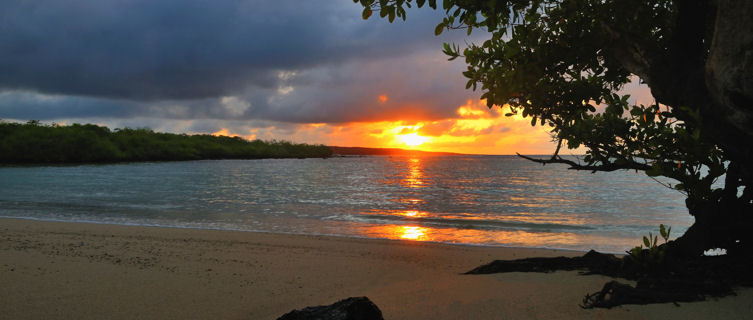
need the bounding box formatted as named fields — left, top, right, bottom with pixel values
left=0, top=155, right=692, bottom=253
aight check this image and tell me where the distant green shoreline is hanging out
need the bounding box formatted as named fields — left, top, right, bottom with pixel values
left=0, top=121, right=332, bottom=164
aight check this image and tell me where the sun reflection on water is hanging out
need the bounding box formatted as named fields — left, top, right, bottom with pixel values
left=362, top=224, right=429, bottom=241
left=359, top=223, right=639, bottom=250
left=362, top=209, right=430, bottom=218
left=401, top=157, right=427, bottom=188
left=399, top=226, right=428, bottom=240
left=398, top=198, right=425, bottom=205
left=359, top=155, right=644, bottom=251
left=404, top=210, right=421, bottom=217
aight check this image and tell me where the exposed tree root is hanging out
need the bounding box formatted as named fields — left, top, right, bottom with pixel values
left=466, top=250, right=753, bottom=308
left=581, top=279, right=732, bottom=308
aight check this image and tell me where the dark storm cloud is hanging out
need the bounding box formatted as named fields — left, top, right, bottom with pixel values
left=0, top=0, right=462, bottom=100
left=0, top=49, right=477, bottom=124
left=245, top=52, right=476, bottom=123
left=0, top=91, right=136, bottom=119
left=0, top=0, right=487, bottom=127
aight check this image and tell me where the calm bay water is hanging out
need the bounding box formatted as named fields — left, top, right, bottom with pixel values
left=0, top=156, right=692, bottom=253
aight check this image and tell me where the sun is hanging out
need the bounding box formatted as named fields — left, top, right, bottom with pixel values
left=399, top=133, right=428, bottom=147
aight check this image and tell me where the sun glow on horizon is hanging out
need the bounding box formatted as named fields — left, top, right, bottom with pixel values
left=211, top=128, right=257, bottom=141
left=212, top=128, right=233, bottom=137
left=398, top=132, right=429, bottom=147
left=204, top=99, right=559, bottom=155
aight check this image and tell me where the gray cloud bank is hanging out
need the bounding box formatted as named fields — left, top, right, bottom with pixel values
left=0, top=0, right=482, bottom=127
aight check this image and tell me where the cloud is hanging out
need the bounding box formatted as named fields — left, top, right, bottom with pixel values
left=0, top=0, right=464, bottom=101
left=12, top=98, right=558, bottom=155
left=220, top=96, right=251, bottom=117
left=0, top=0, right=484, bottom=126
left=0, top=1, right=563, bottom=154
left=0, top=47, right=478, bottom=125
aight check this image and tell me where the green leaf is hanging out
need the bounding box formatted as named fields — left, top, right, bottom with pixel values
left=660, top=224, right=667, bottom=239
left=362, top=7, right=372, bottom=20
left=434, top=23, right=444, bottom=36
left=643, top=236, right=650, bottom=248
left=380, top=7, right=388, bottom=17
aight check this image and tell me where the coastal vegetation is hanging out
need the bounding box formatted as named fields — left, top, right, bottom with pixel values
left=357, top=0, right=753, bottom=307
left=0, top=120, right=332, bottom=163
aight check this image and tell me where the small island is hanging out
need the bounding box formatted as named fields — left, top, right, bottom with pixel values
left=0, top=120, right=333, bottom=164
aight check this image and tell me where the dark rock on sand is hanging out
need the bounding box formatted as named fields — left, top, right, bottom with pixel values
left=465, top=250, right=621, bottom=275
left=276, top=296, right=384, bottom=320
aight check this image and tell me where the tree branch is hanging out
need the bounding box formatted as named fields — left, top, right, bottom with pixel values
left=516, top=152, right=651, bottom=173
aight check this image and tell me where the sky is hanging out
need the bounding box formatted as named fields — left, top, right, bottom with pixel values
left=0, top=0, right=651, bottom=155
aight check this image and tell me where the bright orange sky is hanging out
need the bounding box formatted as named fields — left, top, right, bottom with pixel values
left=213, top=98, right=560, bottom=155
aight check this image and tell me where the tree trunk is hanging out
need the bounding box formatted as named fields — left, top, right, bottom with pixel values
left=670, top=197, right=753, bottom=258
left=705, top=0, right=753, bottom=167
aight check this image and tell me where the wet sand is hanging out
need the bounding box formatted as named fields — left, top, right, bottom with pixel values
left=1, top=217, right=751, bottom=319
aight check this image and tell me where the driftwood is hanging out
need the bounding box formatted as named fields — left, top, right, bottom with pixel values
left=466, top=250, right=752, bottom=308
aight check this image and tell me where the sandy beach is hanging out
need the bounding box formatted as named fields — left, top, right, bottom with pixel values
left=1, top=218, right=751, bottom=319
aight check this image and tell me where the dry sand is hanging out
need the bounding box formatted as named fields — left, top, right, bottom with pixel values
left=1, top=218, right=751, bottom=319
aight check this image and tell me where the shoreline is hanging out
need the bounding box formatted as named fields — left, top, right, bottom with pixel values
left=2, top=217, right=751, bottom=319
left=0, top=215, right=596, bottom=254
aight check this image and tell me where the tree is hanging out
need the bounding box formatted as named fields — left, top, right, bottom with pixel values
left=357, top=0, right=753, bottom=257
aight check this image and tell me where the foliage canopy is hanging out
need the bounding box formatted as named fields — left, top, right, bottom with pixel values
left=0, top=120, right=332, bottom=163
left=357, top=0, right=753, bottom=256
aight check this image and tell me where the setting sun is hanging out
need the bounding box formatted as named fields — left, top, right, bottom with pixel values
left=398, top=133, right=428, bottom=147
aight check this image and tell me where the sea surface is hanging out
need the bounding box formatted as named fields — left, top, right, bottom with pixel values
left=0, top=155, right=693, bottom=253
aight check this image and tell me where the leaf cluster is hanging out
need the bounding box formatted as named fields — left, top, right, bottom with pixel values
left=626, top=224, right=672, bottom=274
left=357, top=0, right=731, bottom=202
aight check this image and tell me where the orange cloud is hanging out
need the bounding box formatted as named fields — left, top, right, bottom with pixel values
left=211, top=128, right=233, bottom=136
left=204, top=99, right=563, bottom=155
left=212, top=128, right=257, bottom=141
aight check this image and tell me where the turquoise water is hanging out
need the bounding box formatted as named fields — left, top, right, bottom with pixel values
left=0, top=156, right=692, bottom=253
